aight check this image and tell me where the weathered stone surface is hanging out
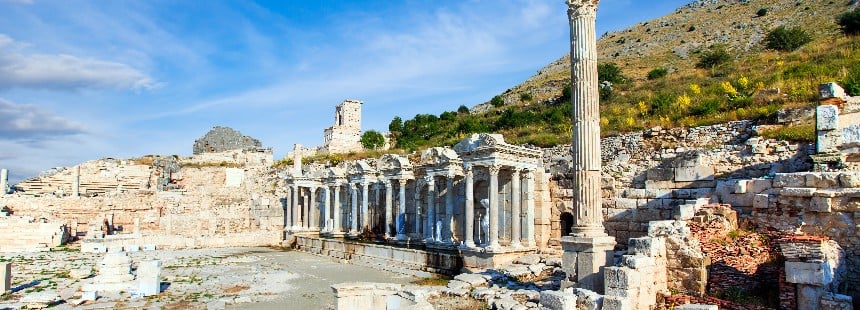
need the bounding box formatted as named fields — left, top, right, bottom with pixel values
left=543, top=257, right=563, bottom=267
left=627, top=237, right=665, bottom=257
left=539, top=291, right=577, bottom=310
left=753, top=194, right=770, bottom=209
left=785, top=261, right=833, bottom=286
left=0, top=263, right=9, bottom=292
left=675, top=304, right=718, bottom=310
left=602, top=296, right=631, bottom=310
left=193, top=126, right=262, bottom=155
left=453, top=273, right=487, bottom=287
left=774, top=174, right=806, bottom=188
left=514, top=254, right=541, bottom=265
left=817, top=105, right=840, bottom=131
left=20, top=291, right=61, bottom=308
left=138, top=260, right=162, bottom=296
left=674, top=166, right=715, bottom=182
left=446, top=279, right=471, bottom=290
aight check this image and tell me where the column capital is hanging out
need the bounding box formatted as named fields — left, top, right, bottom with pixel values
left=567, top=0, right=599, bottom=18
left=384, top=180, right=393, bottom=189
left=398, top=179, right=408, bottom=186
left=524, top=169, right=535, bottom=180
left=463, top=163, right=473, bottom=173
left=424, top=175, right=435, bottom=186
left=488, top=164, right=502, bottom=175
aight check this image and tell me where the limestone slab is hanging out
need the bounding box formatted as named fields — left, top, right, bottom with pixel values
left=539, top=291, right=577, bottom=310
left=784, top=261, right=833, bottom=286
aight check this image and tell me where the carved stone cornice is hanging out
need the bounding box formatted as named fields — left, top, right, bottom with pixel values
left=567, top=0, right=599, bottom=18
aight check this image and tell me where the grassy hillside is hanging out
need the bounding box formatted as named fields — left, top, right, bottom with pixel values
left=387, top=0, right=860, bottom=151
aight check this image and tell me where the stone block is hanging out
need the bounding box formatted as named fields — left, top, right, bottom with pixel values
left=615, top=198, right=638, bottom=209
left=817, top=104, right=840, bottom=131
left=137, top=260, right=162, bottom=296
left=818, top=131, right=842, bottom=153
left=82, top=291, right=98, bottom=301
left=453, top=273, right=487, bottom=287
left=774, top=174, right=806, bottom=188
left=785, top=261, right=833, bottom=286
left=819, top=82, right=848, bottom=100
left=748, top=179, right=773, bottom=194
left=627, top=237, right=665, bottom=257
left=0, top=263, right=9, bottom=292
left=539, top=291, right=577, bottom=310
left=142, top=244, right=156, bottom=251
left=622, top=255, right=656, bottom=269
left=734, top=180, right=749, bottom=194
left=646, top=168, right=674, bottom=181
left=839, top=172, right=860, bottom=187
left=602, top=296, right=631, bottom=310
left=810, top=196, right=834, bottom=213
left=91, top=245, right=107, bottom=253
left=107, top=246, right=124, bottom=253
left=753, top=194, right=770, bottom=209
left=675, top=166, right=715, bottom=182
left=674, top=204, right=695, bottom=220
left=780, top=187, right=817, bottom=197
left=515, top=254, right=541, bottom=265
left=604, top=267, right=639, bottom=289
left=819, top=293, right=853, bottom=310
left=126, top=245, right=140, bottom=252
left=806, top=173, right=840, bottom=188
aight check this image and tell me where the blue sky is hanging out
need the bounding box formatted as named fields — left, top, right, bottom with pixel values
left=0, top=0, right=688, bottom=183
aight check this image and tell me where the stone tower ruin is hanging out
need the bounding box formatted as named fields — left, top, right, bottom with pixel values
left=321, top=99, right=363, bottom=154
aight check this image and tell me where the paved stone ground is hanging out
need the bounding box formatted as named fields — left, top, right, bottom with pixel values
left=0, top=246, right=417, bottom=309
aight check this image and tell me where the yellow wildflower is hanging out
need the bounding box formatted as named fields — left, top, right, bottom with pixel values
left=689, top=84, right=701, bottom=95
left=721, top=81, right=737, bottom=96
left=676, top=93, right=691, bottom=109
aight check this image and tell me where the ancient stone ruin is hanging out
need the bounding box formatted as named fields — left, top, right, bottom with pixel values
left=192, top=126, right=263, bottom=155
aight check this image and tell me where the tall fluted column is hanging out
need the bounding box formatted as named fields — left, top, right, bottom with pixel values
left=568, top=0, right=604, bottom=237
left=322, top=186, right=330, bottom=231
left=414, top=190, right=422, bottom=238
left=563, top=0, right=615, bottom=294
left=308, top=186, right=317, bottom=230
left=511, top=168, right=523, bottom=248
left=524, top=169, right=536, bottom=247
left=360, top=181, right=369, bottom=232
left=462, top=165, right=476, bottom=248
left=487, top=165, right=501, bottom=250
left=396, top=179, right=408, bottom=240
left=285, top=186, right=293, bottom=230
left=291, top=185, right=300, bottom=229
left=350, top=183, right=358, bottom=235
left=443, top=174, right=455, bottom=245
left=333, top=184, right=343, bottom=233
left=425, top=177, right=436, bottom=242
left=72, top=166, right=80, bottom=197
left=384, top=181, right=393, bottom=238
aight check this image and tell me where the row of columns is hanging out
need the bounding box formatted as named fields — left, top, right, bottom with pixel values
left=285, top=166, right=536, bottom=250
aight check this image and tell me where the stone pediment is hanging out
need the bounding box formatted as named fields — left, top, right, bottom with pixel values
left=419, top=147, right=461, bottom=166
left=377, top=154, right=413, bottom=172
left=454, top=133, right=505, bottom=153
left=325, top=167, right=346, bottom=179
left=347, top=160, right=375, bottom=176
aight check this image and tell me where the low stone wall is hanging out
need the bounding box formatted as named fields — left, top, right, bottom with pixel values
left=0, top=214, right=69, bottom=252
left=293, top=236, right=463, bottom=277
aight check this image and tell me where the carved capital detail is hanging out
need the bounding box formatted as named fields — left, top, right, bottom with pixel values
left=488, top=165, right=501, bottom=175
left=567, top=0, right=599, bottom=18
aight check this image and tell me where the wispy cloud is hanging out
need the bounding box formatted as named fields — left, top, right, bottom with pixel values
left=0, top=98, right=86, bottom=139
left=0, top=34, right=158, bottom=91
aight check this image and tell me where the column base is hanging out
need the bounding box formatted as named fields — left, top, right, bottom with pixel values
left=560, top=234, right=616, bottom=294
left=395, top=234, right=408, bottom=241
left=460, top=245, right=537, bottom=271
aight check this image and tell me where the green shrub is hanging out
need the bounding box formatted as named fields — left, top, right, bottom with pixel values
left=598, top=62, right=626, bottom=84
left=490, top=95, right=504, bottom=107
left=690, top=99, right=722, bottom=116
left=764, top=26, right=813, bottom=52
left=520, top=92, right=533, bottom=101
left=457, top=105, right=470, bottom=114
left=842, top=62, right=860, bottom=96
left=838, top=8, right=860, bottom=35
left=647, top=68, right=668, bottom=80
left=562, top=84, right=571, bottom=100
left=360, top=130, right=385, bottom=149
left=759, top=124, right=815, bottom=142
left=756, top=8, right=768, bottom=17
left=649, top=93, right=675, bottom=115
left=696, top=45, right=732, bottom=69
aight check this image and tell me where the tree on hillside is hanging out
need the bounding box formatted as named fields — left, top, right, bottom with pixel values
left=696, top=45, right=732, bottom=69
left=764, top=26, right=812, bottom=52
left=361, top=130, right=385, bottom=150
left=457, top=105, right=470, bottom=114
left=838, top=8, right=860, bottom=35
left=597, top=62, right=626, bottom=84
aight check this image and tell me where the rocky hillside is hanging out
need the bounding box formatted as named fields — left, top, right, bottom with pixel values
left=477, top=0, right=854, bottom=111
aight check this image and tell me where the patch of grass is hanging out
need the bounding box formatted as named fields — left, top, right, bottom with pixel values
left=180, top=161, right=244, bottom=168
left=759, top=124, right=815, bottom=142
left=412, top=277, right=450, bottom=286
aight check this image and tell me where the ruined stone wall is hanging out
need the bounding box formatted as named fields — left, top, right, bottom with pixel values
left=321, top=100, right=364, bottom=154
left=183, top=148, right=273, bottom=167
left=545, top=120, right=813, bottom=245
left=13, top=159, right=154, bottom=196
left=2, top=164, right=285, bottom=249
left=721, top=171, right=860, bottom=302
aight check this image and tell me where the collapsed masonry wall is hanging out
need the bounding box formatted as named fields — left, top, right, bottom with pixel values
left=0, top=214, right=69, bottom=252
left=2, top=161, right=285, bottom=249
left=14, top=159, right=154, bottom=196
left=545, top=120, right=813, bottom=245
left=722, top=171, right=860, bottom=303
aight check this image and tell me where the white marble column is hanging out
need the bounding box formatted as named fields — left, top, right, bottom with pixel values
left=384, top=180, right=393, bottom=238
left=414, top=190, right=422, bottom=238
left=487, top=165, right=501, bottom=250
left=568, top=0, right=604, bottom=237
left=511, top=168, right=523, bottom=248
left=72, top=166, right=80, bottom=197
left=308, top=186, right=317, bottom=230
left=396, top=179, right=408, bottom=240
left=350, top=183, right=358, bottom=235
left=425, top=177, right=436, bottom=242
left=322, top=186, right=330, bottom=231
left=524, top=169, right=536, bottom=247
left=332, top=184, right=343, bottom=233
left=462, top=165, right=476, bottom=248
left=285, top=187, right=293, bottom=230
left=291, top=185, right=300, bottom=229
left=360, top=181, right=369, bottom=232
left=443, top=174, right=455, bottom=245
left=0, top=168, right=7, bottom=195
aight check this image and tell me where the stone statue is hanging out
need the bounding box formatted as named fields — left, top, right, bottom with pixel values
left=479, top=198, right=490, bottom=245
left=435, top=220, right=442, bottom=242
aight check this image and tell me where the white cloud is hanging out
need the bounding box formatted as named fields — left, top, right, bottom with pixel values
left=0, top=34, right=158, bottom=91
left=0, top=98, right=86, bottom=139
